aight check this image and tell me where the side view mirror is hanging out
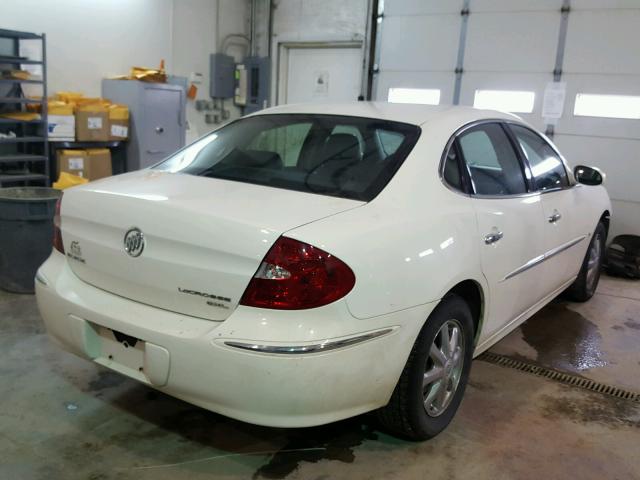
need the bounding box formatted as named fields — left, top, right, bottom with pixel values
left=574, top=165, right=604, bottom=186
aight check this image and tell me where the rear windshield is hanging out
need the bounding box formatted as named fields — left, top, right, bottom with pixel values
left=154, top=114, right=421, bottom=201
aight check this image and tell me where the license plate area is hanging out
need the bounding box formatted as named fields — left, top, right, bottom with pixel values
left=96, top=325, right=145, bottom=373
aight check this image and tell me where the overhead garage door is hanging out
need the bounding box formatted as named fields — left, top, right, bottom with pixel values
left=554, top=3, right=640, bottom=239
left=375, top=0, right=640, bottom=238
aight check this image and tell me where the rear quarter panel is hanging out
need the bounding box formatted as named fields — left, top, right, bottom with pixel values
left=286, top=124, right=488, bottom=320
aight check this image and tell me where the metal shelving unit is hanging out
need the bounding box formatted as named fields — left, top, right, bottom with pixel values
left=0, top=28, right=48, bottom=187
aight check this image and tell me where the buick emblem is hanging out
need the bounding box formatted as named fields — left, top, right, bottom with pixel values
left=124, top=228, right=145, bottom=257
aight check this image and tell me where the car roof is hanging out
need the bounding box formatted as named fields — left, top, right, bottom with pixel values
left=252, top=102, right=522, bottom=127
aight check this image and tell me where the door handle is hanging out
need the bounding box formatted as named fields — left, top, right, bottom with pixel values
left=155, top=126, right=164, bottom=134
left=484, top=230, right=503, bottom=245
left=146, top=150, right=165, bottom=154
left=548, top=210, right=562, bottom=223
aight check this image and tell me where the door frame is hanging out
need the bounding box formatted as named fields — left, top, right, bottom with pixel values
left=275, top=40, right=364, bottom=106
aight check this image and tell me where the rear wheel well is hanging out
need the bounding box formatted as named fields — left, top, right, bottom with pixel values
left=447, top=280, right=483, bottom=344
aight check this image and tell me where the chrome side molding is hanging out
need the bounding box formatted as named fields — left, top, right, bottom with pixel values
left=503, top=235, right=587, bottom=281
left=224, top=328, right=394, bottom=355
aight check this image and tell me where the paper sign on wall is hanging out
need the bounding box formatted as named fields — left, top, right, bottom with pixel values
left=313, top=71, right=329, bottom=96
left=542, top=82, right=567, bottom=125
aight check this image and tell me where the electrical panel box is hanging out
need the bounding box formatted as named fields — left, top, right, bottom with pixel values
left=235, top=56, right=270, bottom=114
left=234, top=64, right=247, bottom=107
left=209, top=53, right=235, bottom=98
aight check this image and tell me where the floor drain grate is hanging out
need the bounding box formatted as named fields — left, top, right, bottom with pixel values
left=478, top=351, right=640, bottom=402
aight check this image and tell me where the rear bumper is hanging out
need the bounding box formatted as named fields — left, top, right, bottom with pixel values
left=35, top=252, right=435, bottom=427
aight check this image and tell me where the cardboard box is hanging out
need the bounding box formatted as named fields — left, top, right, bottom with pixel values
left=75, top=108, right=109, bottom=141
left=48, top=114, right=75, bottom=141
left=57, top=149, right=88, bottom=178
left=57, top=148, right=112, bottom=181
left=108, top=104, right=129, bottom=141
left=85, top=148, right=113, bottom=180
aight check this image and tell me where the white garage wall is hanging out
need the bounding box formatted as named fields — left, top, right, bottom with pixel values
left=4, top=0, right=174, bottom=95
left=172, top=0, right=249, bottom=139
left=4, top=0, right=249, bottom=138
left=376, top=0, right=640, bottom=239
left=172, top=0, right=217, bottom=140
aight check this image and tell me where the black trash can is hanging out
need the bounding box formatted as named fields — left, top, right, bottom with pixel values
left=0, top=187, right=62, bottom=294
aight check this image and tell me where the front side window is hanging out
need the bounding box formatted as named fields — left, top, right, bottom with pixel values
left=155, top=114, right=420, bottom=201
left=509, top=124, right=569, bottom=191
left=457, top=123, right=528, bottom=196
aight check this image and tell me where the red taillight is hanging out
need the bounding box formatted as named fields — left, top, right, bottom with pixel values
left=240, top=237, right=355, bottom=310
left=53, top=194, right=64, bottom=254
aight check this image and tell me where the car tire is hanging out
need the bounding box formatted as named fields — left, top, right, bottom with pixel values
left=377, top=293, right=474, bottom=441
left=565, top=222, right=606, bottom=302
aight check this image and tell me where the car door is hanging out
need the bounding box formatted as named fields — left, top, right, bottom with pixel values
left=454, top=122, right=548, bottom=338
left=507, top=124, right=588, bottom=293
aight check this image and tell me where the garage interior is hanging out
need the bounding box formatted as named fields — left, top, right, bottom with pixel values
left=2, top=1, right=639, bottom=479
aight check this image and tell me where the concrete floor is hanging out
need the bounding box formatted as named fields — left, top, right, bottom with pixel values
left=1, top=275, right=639, bottom=480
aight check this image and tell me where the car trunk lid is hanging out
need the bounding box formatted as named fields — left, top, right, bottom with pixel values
left=60, top=170, right=363, bottom=320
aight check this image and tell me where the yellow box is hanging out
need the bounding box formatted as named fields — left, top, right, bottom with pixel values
left=107, top=104, right=129, bottom=140
left=76, top=98, right=110, bottom=110
left=48, top=101, right=74, bottom=115
left=108, top=104, right=129, bottom=120
left=55, top=91, right=84, bottom=104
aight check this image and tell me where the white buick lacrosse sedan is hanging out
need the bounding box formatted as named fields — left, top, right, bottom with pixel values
left=36, top=103, right=611, bottom=440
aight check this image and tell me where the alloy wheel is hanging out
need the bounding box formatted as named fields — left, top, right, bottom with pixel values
left=586, top=233, right=602, bottom=291
left=423, top=319, right=465, bottom=417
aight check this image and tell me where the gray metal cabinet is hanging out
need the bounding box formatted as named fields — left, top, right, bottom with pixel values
left=102, top=80, right=186, bottom=171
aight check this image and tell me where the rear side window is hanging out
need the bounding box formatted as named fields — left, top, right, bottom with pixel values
left=247, top=122, right=312, bottom=167
left=509, top=124, right=569, bottom=191
left=443, top=145, right=463, bottom=192
left=377, top=130, right=404, bottom=156
left=155, top=114, right=421, bottom=201
left=457, top=123, right=528, bottom=196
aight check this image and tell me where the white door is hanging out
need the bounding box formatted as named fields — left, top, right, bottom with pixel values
left=456, top=122, right=548, bottom=337
left=284, top=47, right=362, bottom=104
